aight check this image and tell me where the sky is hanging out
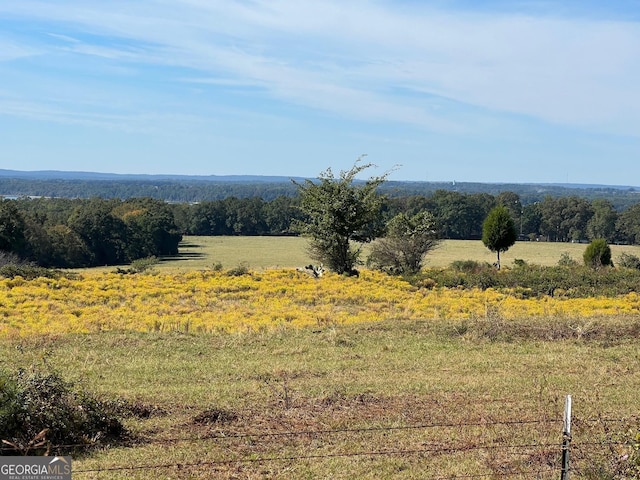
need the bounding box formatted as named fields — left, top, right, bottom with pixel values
left=1, top=1, right=639, bottom=185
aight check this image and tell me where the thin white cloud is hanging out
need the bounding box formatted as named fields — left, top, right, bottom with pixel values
left=0, top=37, right=41, bottom=61
left=0, top=0, right=639, bottom=136
left=45, top=32, right=81, bottom=43
left=0, top=98, right=155, bottom=133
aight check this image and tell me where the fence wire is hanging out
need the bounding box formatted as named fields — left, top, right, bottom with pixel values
left=3, top=414, right=637, bottom=477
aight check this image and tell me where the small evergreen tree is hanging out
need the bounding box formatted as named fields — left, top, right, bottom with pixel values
left=482, top=205, right=517, bottom=270
left=583, top=238, right=613, bottom=268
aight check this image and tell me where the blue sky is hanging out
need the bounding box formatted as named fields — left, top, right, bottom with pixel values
left=1, top=1, right=639, bottom=185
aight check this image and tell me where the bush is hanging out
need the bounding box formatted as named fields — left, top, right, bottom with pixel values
left=129, top=256, right=158, bottom=273
left=583, top=239, right=613, bottom=268
left=618, top=252, right=640, bottom=270
left=424, top=262, right=498, bottom=290
left=211, top=261, right=224, bottom=272
left=558, top=252, right=578, bottom=267
left=367, top=211, right=439, bottom=275
left=450, top=260, right=489, bottom=273
left=418, top=263, right=640, bottom=298
left=0, top=251, right=26, bottom=267
left=115, top=256, right=158, bottom=274
left=0, top=251, right=65, bottom=280
left=0, top=368, right=126, bottom=455
left=226, top=262, right=250, bottom=276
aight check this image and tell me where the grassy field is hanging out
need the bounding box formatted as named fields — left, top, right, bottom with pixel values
left=156, top=236, right=640, bottom=271
left=2, top=320, right=639, bottom=478
left=2, top=237, right=640, bottom=478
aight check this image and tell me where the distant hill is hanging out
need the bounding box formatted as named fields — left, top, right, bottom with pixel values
left=1, top=169, right=639, bottom=209
left=0, top=169, right=305, bottom=183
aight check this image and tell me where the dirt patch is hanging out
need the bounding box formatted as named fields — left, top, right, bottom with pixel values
left=193, top=408, right=238, bottom=425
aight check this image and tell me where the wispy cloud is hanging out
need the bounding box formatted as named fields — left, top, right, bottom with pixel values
left=1, top=0, right=639, bottom=136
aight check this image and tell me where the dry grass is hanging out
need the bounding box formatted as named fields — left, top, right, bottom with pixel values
left=2, top=318, right=638, bottom=478
left=151, top=236, right=640, bottom=271
left=156, top=236, right=313, bottom=271
left=429, top=240, right=640, bottom=268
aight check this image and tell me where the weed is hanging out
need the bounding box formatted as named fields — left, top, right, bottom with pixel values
left=0, top=367, right=126, bottom=455
left=193, top=408, right=237, bottom=425
left=226, top=262, right=250, bottom=276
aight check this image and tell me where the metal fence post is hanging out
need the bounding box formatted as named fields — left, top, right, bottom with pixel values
left=560, top=395, right=572, bottom=480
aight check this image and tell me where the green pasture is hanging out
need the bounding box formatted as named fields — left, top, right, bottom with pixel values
left=2, top=318, right=638, bottom=478
left=157, top=236, right=640, bottom=271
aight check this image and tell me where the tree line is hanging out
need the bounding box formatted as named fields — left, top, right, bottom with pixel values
left=176, top=191, right=640, bottom=244
left=1, top=197, right=181, bottom=268
left=2, top=184, right=640, bottom=269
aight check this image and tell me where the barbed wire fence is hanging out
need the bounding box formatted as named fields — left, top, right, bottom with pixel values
left=3, top=398, right=637, bottom=478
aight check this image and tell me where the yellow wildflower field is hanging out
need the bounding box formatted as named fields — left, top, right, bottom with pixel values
left=1, top=269, right=640, bottom=337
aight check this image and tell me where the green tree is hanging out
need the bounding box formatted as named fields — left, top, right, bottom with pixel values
left=293, top=159, right=389, bottom=275
left=0, top=200, right=26, bottom=255
left=583, top=238, right=613, bottom=268
left=482, top=205, right=517, bottom=270
left=539, top=196, right=592, bottom=242
left=263, top=196, right=300, bottom=235
left=114, top=198, right=182, bottom=260
left=586, top=199, right=617, bottom=242
left=68, top=199, right=127, bottom=266
left=188, top=201, right=229, bottom=235
left=431, top=190, right=477, bottom=239
left=222, top=197, right=267, bottom=235
left=496, top=191, right=522, bottom=236
left=616, top=203, right=640, bottom=245
left=521, top=202, right=542, bottom=239
left=46, top=225, right=92, bottom=267
left=368, top=211, right=440, bottom=274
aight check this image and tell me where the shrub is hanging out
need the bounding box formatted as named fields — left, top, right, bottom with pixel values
left=618, top=253, right=640, bottom=270
left=558, top=252, right=578, bottom=267
left=0, top=251, right=64, bottom=280
left=0, top=368, right=126, bottom=455
left=368, top=211, right=439, bottom=275
left=0, top=251, right=26, bottom=267
left=418, top=263, right=640, bottom=298
left=211, top=261, right=224, bottom=272
left=425, top=262, right=498, bottom=289
left=450, top=260, right=487, bottom=273
left=115, top=256, right=158, bottom=274
left=129, top=256, right=158, bottom=273
left=583, top=239, right=613, bottom=268
left=226, top=262, right=250, bottom=276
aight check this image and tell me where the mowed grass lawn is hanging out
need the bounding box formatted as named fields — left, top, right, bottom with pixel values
left=157, top=236, right=640, bottom=270
left=2, top=236, right=640, bottom=478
